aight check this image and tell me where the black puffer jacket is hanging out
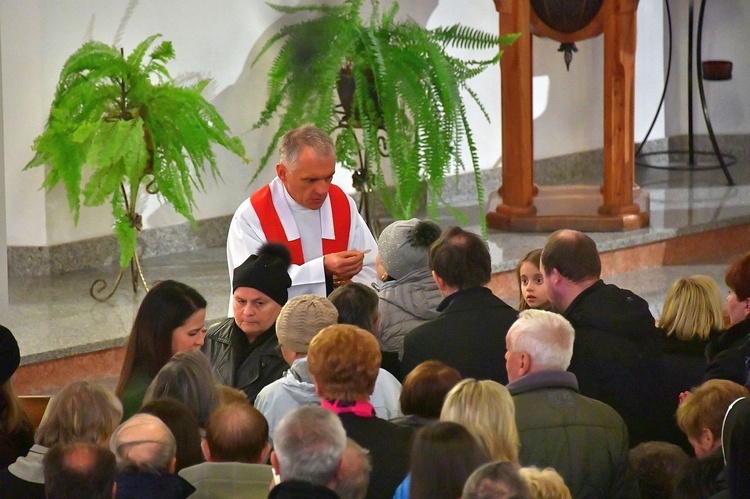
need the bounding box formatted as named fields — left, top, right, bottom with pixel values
left=563, top=280, right=669, bottom=446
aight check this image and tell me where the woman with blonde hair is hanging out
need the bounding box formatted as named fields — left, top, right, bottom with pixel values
left=658, top=275, right=725, bottom=447
left=440, top=378, right=520, bottom=463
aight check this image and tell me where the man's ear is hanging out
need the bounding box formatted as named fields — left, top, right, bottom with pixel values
left=432, top=271, right=447, bottom=292
left=111, top=482, right=117, bottom=499
left=270, top=451, right=280, bottom=475
left=201, top=439, right=212, bottom=462
left=520, top=353, right=532, bottom=377
left=276, top=162, right=287, bottom=182
left=259, top=441, right=272, bottom=465
left=168, top=456, right=177, bottom=474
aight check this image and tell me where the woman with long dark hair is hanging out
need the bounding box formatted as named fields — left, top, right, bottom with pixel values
left=115, top=280, right=207, bottom=420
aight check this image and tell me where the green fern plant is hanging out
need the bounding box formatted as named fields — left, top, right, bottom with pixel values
left=253, top=0, right=517, bottom=229
left=25, top=34, right=247, bottom=268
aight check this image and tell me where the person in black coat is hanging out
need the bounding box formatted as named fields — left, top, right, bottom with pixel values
left=705, top=251, right=750, bottom=385
left=541, top=229, right=670, bottom=446
left=658, top=276, right=726, bottom=449
left=401, top=227, right=518, bottom=383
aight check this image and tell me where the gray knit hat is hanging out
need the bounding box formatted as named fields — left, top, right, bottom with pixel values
left=378, top=218, right=442, bottom=280
left=276, top=295, right=339, bottom=353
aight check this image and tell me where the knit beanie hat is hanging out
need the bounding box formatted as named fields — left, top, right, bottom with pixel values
left=0, top=325, right=21, bottom=385
left=232, top=243, right=293, bottom=306
left=276, top=295, right=339, bottom=353
left=378, top=218, right=442, bottom=280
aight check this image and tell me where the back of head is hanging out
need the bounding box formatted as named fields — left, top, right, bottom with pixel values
left=307, top=324, right=381, bottom=401
left=378, top=218, right=442, bottom=280
left=139, top=398, right=203, bottom=472
left=506, top=310, right=575, bottom=372
left=276, top=294, right=339, bottom=354
left=676, top=379, right=749, bottom=441
left=541, top=230, right=601, bottom=282
left=44, top=442, right=116, bottom=499
left=36, top=381, right=123, bottom=447
left=518, top=467, right=571, bottom=499
left=628, top=441, right=689, bottom=499
left=463, top=461, right=531, bottom=499
left=117, top=280, right=207, bottom=393
left=410, top=421, right=490, bottom=499
left=659, top=275, right=724, bottom=340
left=110, top=413, right=176, bottom=473
left=334, top=438, right=372, bottom=499
left=205, top=402, right=269, bottom=463
left=441, top=379, right=519, bottom=463
left=429, top=227, right=491, bottom=290
left=400, top=360, right=462, bottom=419
left=143, top=350, right=220, bottom=427
left=725, top=251, right=750, bottom=301
left=328, top=282, right=379, bottom=334
left=279, top=124, right=336, bottom=169
left=273, top=405, right=346, bottom=486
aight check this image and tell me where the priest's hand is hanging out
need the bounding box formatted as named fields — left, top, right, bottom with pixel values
left=324, top=250, right=366, bottom=280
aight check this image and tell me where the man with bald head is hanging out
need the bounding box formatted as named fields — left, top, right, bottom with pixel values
left=110, top=413, right=195, bottom=498
left=179, top=403, right=274, bottom=498
left=44, top=442, right=116, bottom=499
left=541, top=229, right=668, bottom=446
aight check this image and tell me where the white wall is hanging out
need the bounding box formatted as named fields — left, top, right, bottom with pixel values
left=0, top=0, right=746, bottom=248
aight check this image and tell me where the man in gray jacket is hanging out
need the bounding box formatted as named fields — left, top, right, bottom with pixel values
left=505, top=309, right=640, bottom=499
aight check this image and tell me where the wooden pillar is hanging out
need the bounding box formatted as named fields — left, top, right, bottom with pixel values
left=600, top=0, right=640, bottom=216
left=486, top=0, right=648, bottom=232
left=491, top=0, right=535, bottom=219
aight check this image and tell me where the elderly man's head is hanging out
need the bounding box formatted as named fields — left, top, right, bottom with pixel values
left=505, top=309, right=575, bottom=383
left=271, top=405, right=347, bottom=488
left=109, top=413, right=177, bottom=474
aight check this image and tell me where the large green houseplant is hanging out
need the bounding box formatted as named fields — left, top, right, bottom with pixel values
left=25, top=34, right=246, bottom=299
left=253, top=0, right=517, bottom=230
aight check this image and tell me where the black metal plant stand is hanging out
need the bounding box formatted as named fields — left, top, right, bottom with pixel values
left=635, top=0, right=736, bottom=185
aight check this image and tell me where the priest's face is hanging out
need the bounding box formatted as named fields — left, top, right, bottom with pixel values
left=276, top=147, right=335, bottom=210
left=232, top=287, right=282, bottom=341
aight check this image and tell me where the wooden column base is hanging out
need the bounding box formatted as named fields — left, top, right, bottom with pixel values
left=486, top=185, right=649, bottom=232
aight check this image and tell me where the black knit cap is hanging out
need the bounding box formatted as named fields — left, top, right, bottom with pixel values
left=0, top=325, right=21, bottom=385
left=232, top=243, right=293, bottom=306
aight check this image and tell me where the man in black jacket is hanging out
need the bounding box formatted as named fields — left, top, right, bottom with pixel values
left=541, top=229, right=669, bottom=446
left=401, top=226, right=517, bottom=383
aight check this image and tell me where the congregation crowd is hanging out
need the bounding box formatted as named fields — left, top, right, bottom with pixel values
left=1, top=125, right=750, bottom=499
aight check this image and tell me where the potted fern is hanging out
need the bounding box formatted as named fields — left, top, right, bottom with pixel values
left=253, top=0, right=517, bottom=231
left=25, top=34, right=246, bottom=299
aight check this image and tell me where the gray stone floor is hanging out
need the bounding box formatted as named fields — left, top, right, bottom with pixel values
left=5, top=158, right=750, bottom=365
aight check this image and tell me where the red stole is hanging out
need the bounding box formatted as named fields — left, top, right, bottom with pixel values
left=250, top=183, right=351, bottom=266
